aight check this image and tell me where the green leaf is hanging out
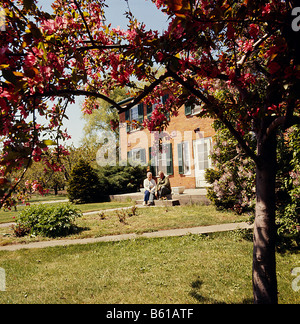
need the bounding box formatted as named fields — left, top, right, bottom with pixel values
left=43, top=139, right=57, bottom=146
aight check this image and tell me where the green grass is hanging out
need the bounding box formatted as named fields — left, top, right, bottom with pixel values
left=0, top=204, right=248, bottom=246
left=77, top=204, right=248, bottom=238
left=0, top=200, right=133, bottom=224
left=0, top=231, right=298, bottom=304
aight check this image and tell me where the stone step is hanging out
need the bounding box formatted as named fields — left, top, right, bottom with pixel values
left=136, top=199, right=180, bottom=207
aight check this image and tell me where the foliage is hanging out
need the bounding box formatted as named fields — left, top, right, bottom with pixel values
left=0, top=0, right=299, bottom=303
left=67, top=159, right=108, bottom=204
left=206, top=123, right=300, bottom=242
left=81, top=87, right=128, bottom=145
left=0, top=0, right=298, bottom=206
left=13, top=203, right=82, bottom=238
left=116, top=205, right=138, bottom=225
left=98, top=164, right=147, bottom=195
left=205, top=120, right=256, bottom=215
left=67, top=160, right=146, bottom=204
left=12, top=222, right=31, bottom=237
left=276, top=126, right=300, bottom=239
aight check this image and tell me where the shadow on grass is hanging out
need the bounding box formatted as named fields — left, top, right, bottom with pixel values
left=70, top=225, right=90, bottom=236
left=189, top=279, right=253, bottom=304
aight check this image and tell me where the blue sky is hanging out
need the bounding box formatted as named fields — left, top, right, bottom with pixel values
left=36, top=0, right=168, bottom=147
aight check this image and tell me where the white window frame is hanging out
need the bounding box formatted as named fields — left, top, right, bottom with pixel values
left=182, top=141, right=191, bottom=175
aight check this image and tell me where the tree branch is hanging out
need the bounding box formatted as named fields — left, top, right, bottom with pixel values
left=168, top=68, right=212, bottom=106
left=220, top=116, right=259, bottom=164
left=33, top=89, right=123, bottom=111
left=119, top=71, right=172, bottom=111
left=77, top=44, right=129, bottom=52
left=168, top=69, right=259, bottom=163
left=74, top=0, right=96, bottom=46
left=237, top=33, right=270, bottom=67
left=265, top=115, right=300, bottom=140
left=32, top=71, right=171, bottom=114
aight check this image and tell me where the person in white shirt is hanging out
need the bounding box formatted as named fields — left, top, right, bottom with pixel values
left=143, top=172, right=156, bottom=206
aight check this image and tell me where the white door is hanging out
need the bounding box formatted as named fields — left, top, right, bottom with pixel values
left=193, top=137, right=212, bottom=188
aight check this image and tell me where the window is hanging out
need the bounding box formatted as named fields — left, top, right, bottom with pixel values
left=185, top=104, right=192, bottom=116
left=198, top=141, right=210, bottom=170
left=128, top=148, right=146, bottom=166
left=149, top=143, right=173, bottom=176
left=185, top=103, right=204, bottom=116
left=131, top=106, right=139, bottom=121
left=125, top=104, right=144, bottom=132
left=162, top=94, right=169, bottom=105
left=178, top=142, right=191, bottom=175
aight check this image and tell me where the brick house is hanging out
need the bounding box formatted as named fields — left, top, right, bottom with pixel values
left=118, top=95, right=216, bottom=189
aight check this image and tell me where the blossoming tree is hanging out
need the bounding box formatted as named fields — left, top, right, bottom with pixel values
left=0, top=0, right=299, bottom=303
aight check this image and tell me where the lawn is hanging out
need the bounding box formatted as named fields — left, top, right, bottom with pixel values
left=0, top=231, right=298, bottom=304
left=0, top=204, right=249, bottom=246
left=0, top=200, right=133, bottom=224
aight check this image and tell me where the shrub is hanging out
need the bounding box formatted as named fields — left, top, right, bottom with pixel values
left=98, top=164, right=147, bottom=195
left=206, top=121, right=300, bottom=245
left=12, top=223, right=31, bottom=237
left=205, top=121, right=256, bottom=215
left=68, top=159, right=108, bottom=204
left=276, top=126, right=300, bottom=238
left=13, top=204, right=82, bottom=238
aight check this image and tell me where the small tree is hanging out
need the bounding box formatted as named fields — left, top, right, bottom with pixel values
left=67, top=159, right=107, bottom=204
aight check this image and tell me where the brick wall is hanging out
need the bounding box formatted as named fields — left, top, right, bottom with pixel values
left=119, top=102, right=215, bottom=189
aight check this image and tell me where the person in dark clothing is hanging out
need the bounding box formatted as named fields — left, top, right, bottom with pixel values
left=155, top=171, right=171, bottom=199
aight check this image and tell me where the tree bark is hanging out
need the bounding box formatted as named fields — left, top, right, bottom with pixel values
left=253, top=132, right=278, bottom=304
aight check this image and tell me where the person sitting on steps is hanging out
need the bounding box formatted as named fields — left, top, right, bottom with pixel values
left=143, top=172, right=156, bottom=206
left=155, top=171, right=171, bottom=200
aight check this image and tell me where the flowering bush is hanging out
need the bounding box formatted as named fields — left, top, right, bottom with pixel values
left=205, top=120, right=256, bottom=215
left=276, top=126, right=300, bottom=238
left=206, top=122, right=300, bottom=240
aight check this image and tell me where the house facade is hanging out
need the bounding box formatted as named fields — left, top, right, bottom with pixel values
left=118, top=95, right=216, bottom=189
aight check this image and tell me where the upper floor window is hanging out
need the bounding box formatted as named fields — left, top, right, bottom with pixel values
left=185, top=103, right=204, bottom=116
left=125, top=103, right=144, bottom=133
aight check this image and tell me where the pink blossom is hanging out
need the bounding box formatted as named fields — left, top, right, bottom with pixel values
left=24, top=52, right=37, bottom=67
left=262, top=3, right=272, bottom=17
left=156, top=51, right=164, bottom=62
left=154, top=0, right=165, bottom=9
left=32, top=147, right=42, bottom=162
left=32, top=47, right=45, bottom=57
left=249, top=24, right=260, bottom=39
left=237, top=39, right=254, bottom=53
left=41, top=19, right=56, bottom=34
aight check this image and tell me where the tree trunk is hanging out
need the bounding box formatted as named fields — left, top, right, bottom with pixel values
left=253, top=133, right=278, bottom=304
